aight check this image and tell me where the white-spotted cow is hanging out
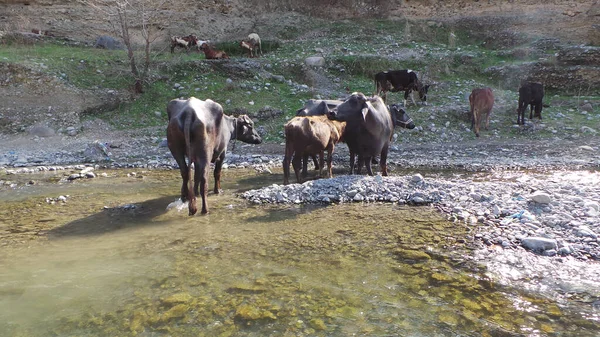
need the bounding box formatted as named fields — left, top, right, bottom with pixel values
left=166, top=97, right=262, bottom=215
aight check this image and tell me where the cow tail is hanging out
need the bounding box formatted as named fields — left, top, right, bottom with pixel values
left=183, top=109, right=194, bottom=203
left=373, top=78, right=378, bottom=96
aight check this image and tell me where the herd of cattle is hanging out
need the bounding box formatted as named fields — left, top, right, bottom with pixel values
left=166, top=52, right=545, bottom=214
left=170, top=33, right=261, bottom=60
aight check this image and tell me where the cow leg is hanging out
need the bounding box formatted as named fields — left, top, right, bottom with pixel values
left=380, top=146, right=389, bottom=177
left=283, top=143, right=294, bottom=185
left=196, top=159, right=210, bottom=215
left=213, top=152, right=225, bottom=194
left=362, top=156, right=373, bottom=176
left=409, top=90, right=417, bottom=106
left=535, top=104, right=542, bottom=120
left=292, top=153, right=303, bottom=183
left=403, top=90, right=410, bottom=107
left=326, top=145, right=334, bottom=178
left=318, top=150, right=325, bottom=178
left=529, top=104, right=533, bottom=120
left=167, top=131, right=190, bottom=202
left=349, top=151, right=356, bottom=175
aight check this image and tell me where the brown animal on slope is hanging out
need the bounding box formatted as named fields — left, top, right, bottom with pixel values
left=166, top=97, right=262, bottom=215
left=240, top=33, right=262, bottom=58
left=469, top=87, right=494, bottom=137
left=283, top=115, right=345, bottom=185
left=199, top=42, right=229, bottom=59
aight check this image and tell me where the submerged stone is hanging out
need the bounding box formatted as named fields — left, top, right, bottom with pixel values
left=392, top=248, right=431, bottom=262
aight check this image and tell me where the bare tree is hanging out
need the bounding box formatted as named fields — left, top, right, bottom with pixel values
left=79, top=0, right=170, bottom=93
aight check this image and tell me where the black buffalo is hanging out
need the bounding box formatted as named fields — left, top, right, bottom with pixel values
left=517, top=82, right=544, bottom=125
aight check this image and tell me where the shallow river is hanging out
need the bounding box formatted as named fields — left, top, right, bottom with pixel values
left=0, top=168, right=598, bottom=336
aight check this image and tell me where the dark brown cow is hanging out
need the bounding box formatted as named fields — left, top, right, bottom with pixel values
left=469, top=87, right=494, bottom=137
left=167, top=97, right=262, bottom=215
left=170, top=35, right=199, bottom=54
left=517, top=82, right=544, bottom=125
left=374, top=70, right=430, bottom=106
left=327, top=93, right=394, bottom=176
left=283, top=115, right=345, bottom=185
left=199, top=42, right=229, bottom=60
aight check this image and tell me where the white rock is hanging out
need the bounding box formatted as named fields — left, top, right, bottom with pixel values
left=305, top=56, right=325, bottom=67
left=530, top=191, right=552, bottom=204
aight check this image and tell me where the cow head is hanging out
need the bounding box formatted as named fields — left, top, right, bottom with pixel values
left=389, top=104, right=415, bottom=129
left=187, top=34, right=199, bottom=45
left=236, top=115, right=262, bottom=144
left=240, top=40, right=252, bottom=50
left=417, top=83, right=430, bottom=103
left=328, top=92, right=372, bottom=122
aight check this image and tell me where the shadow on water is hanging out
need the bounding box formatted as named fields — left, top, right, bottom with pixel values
left=245, top=203, right=328, bottom=223
left=47, top=196, right=174, bottom=238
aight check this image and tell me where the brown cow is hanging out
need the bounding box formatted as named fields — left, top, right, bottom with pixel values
left=283, top=115, right=345, bottom=185
left=199, top=42, right=229, bottom=60
left=167, top=97, right=261, bottom=215
left=469, top=87, right=494, bottom=137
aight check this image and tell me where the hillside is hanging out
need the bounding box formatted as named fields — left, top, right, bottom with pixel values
left=1, top=0, right=599, bottom=45
left=0, top=0, right=599, bottom=157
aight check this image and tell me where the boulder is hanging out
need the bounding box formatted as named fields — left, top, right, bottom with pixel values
left=305, top=56, right=325, bottom=67
left=521, top=237, right=558, bottom=252
left=530, top=191, right=552, bottom=204
left=94, top=36, right=123, bottom=50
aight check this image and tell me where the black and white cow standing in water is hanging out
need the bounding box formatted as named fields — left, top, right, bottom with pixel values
left=374, top=69, right=430, bottom=106
left=166, top=97, right=262, bottom=215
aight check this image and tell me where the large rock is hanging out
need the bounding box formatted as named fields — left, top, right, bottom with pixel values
left=94, top=35, right=123, bottom=50
left=530, top=191, right=552, bottom=204
left=305, top=56, right=325, bottom=67
left=521, top=237, right=558, bottom=252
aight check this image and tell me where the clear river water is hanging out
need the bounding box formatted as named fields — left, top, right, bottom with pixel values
left=0, top=168, right=598, bottom=336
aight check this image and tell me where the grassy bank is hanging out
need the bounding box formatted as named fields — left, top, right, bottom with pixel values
left=0, top=18, right=598, bottom=144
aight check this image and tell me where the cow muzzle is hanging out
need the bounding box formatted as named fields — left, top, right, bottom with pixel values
left=327, top=110, right=337, bottom=120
